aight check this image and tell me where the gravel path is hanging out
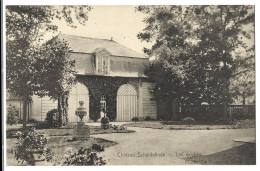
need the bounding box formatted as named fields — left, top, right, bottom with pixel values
left=92, top=127, right=255, bottom=165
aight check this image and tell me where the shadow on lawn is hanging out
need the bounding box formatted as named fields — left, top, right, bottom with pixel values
left=184, top=143, right=256, bottom=165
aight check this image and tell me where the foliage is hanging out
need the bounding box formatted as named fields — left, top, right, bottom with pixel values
left=91, top=105, right=105, bottom=122
left=137, top=5, right=255, bottom=110
left=45, top=109, right=59, bottom=128
left=90, top=110, right=101, bottom=122
left=77, top=75, right=132, bottom=121
left=182, top=117, right=195, bottom=127
left=101, top=117, right=109, bottom=125
left=230, top=72, right=255, bottom=104
left=7, top=105, right=19, bottom=125
left=178, top=105, right=223, bottom=121
left=138, top=6, right=203, bottom=105
left=101, top=117, right=110, bottom=129
left=192, top=5, right=255, bottom=107
left=33, top=38, right=76, bottom=99
left=63, top=144, right=106, bottom=166
left=144, top=116, right=152, bottom=121
left=6, top=6, right=92, bottom=128
left=230, top=51, right=255, bottom=104
left=131, top=117, right=139, bottom=123
left=13, top=127, right=53, bottom=165
left=33, top=37, right=77, bottom=126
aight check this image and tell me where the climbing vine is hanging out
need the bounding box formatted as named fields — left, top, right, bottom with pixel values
left=77, top=75, right=139, bottom=121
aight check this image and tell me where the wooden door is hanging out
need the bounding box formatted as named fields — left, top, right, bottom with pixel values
left=117, top=84, right=137, bottom=121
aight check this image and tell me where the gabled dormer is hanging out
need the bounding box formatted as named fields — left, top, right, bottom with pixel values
left=94, top=48, right=111, bottom=75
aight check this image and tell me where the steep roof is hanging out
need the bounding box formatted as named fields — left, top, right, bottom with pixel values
left=57, top=34, right=147, bottom=59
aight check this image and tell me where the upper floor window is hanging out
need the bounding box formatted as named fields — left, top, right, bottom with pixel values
left=96, top=50, right=110, bottom=74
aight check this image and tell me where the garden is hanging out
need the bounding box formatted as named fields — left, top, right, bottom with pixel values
left=6, top=124, right=134, bottom=166
left=6, top=105, right=134, bottom=166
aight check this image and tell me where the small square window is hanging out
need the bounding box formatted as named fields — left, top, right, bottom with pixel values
left=100, top=95, right=106, bottom=111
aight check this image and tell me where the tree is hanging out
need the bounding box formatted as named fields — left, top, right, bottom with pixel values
left=230, top=50, right=255, bottom=104
left=32, top=38, right=76, bottom=126
left=138, top=6, right=217, bottom=104
left=6, top=6, right=91, bottom=128
left=137, top=5, right=254, bottom=119
left=137, top=6, right=208, bottom=120
left=190, top=5, right=254, bottom=118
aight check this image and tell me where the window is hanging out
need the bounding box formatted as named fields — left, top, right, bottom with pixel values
left=96, top=50, right=109, bottom=74
left=100, top=95, right=106, bottom=112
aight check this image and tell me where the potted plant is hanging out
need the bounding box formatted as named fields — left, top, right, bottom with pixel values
left=100, top=108, right=110, bottom=129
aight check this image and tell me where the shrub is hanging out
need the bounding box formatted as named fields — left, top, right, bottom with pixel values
left=144, top=116, right=151, bottom=121
left=101, top=117, right=110, bottom=129
left=13, top=127, right=53, bottom=165
left=63, top=144, right=106, bottom=166
left=7, top=105, right=19, bottom=125
left=107, top=111, right=116, bottom=122
left=182, top=117, right=196, bottom=127
left=90, top=110, right=101, bottom=122
left=131, top=117, right=139, bottom=123
left=46, top=109, right=59, bottom=128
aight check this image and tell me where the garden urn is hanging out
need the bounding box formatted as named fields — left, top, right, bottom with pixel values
left=73, top=101, right=90, bottom=140
left=75, top=101, right=87, bottom=122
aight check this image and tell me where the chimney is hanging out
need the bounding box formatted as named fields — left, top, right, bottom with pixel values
left=111, top=37, right=113, bottom=41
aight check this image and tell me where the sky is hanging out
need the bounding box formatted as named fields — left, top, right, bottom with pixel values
left=51, top=6, right=151, bottom=56
left=50, top=5, right=255, bottom=58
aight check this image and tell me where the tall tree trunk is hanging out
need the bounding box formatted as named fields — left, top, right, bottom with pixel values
left=57, top=95, right=63, bottom=127
left=220, top=6, right=230, bottom=121
left=62, top=94, right=68, bottom=126
left=242, top=92, right=246, bottom=105
left=223, top=78, right=229, bottom=119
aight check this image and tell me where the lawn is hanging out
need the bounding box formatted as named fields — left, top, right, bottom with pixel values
left=184, top=143, right=256, bottom=165
left=6, top=124, right=134, bottom=166
left=123, top=119, right=255, bottom=130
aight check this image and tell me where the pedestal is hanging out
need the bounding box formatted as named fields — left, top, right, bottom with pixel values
left=73, top=122, right=90, bottom=140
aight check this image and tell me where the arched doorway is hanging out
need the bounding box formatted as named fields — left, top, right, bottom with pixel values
left=68, top=83, right=89, bottom=122
left=117, top=84, right=137, bottom=121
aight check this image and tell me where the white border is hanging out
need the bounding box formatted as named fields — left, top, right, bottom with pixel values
left=2, top=0, right=258, bottom=5
left=2, top=1, right=259, bottom=171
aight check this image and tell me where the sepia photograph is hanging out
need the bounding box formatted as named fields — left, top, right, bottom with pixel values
left=3, top=0, right=257, bottom=167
